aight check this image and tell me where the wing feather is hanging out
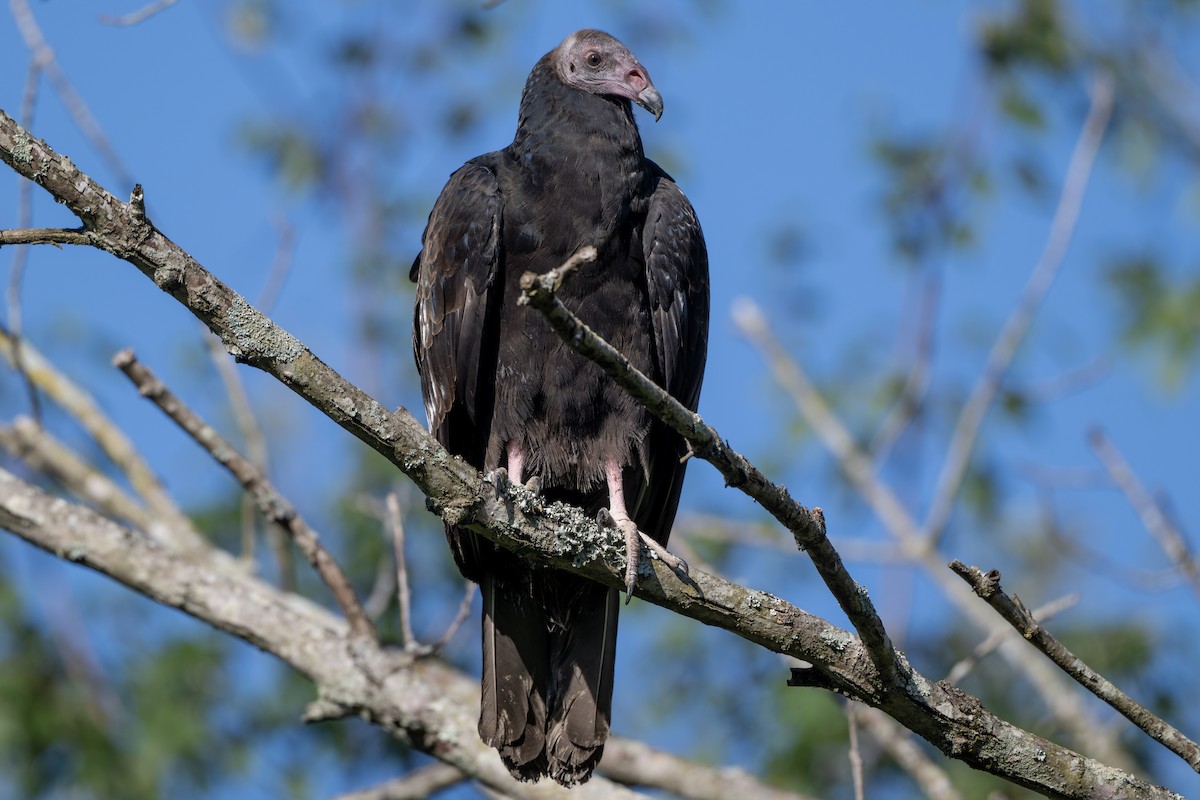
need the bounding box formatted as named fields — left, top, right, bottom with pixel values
left=411, top=159, right=504, bottom=441
left=634, top=163, right=709, bottom=544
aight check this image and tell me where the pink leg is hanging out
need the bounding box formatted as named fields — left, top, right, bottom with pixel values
left=603, top=459, right=686, bottom=601
left=506, top=440, right=525, bottom=486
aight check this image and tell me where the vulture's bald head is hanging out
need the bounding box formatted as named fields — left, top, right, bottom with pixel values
left=552, top=29, right=663, bottom=121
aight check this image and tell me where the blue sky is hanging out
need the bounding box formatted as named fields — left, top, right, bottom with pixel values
left=3, top=1, right=1199, bottom=796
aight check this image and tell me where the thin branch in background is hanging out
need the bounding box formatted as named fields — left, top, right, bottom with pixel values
left=113, top=349, right=377, bottom=641
left=0, top=416, right=151, bottom=530
left=944, top=591, right=1079, bottom=686
left=10, top=0, right=134, bottom=188
left=426, top=580, right=476, bottom=654
left=0, top=327, right=205, bottom=550
left=100, top=0, right=179, bottom=26
left=732, top=297, right=921, bottom=546
left=362, top=549, right=398, bottom=621
left=257, top=211, right=297, bottom=314
left=330, top=762, right=467, bottom=800
left=847, top=700, right=865, bottom=800
left=600, top=737, right=822, bottom=800
left=1041, top=495, right=1193, bottom=593
left=1142, top=48, right=1200, bottom=154
left=1088, top=428, right=1200, bottom=598
left=855, top=705, right=963, bottom=800
left=6, top=58, right=45, bottom=425
left=386, top=492, right=417, bottom=650
left=869, top=267, right=941, bottom=462
left=1019, top=463, right=1110, bottom=490
left=733, top=299, right=1132, bottom=768
left=950, top=560, right=1200, bottom=773
left=521, top=251, right=905, bottom=690
left=1020, top=355, right=1112, bottom=404
left=677, top=513, right=908, bottom=563
left=202, top=329, right=289, bottom=579
left=41, top=577, right=124, bottom=729
left=922, top=74, right=1115, bottom=546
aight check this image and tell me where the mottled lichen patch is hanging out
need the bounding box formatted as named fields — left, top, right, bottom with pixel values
left=820, top=628, right=853, bottom=652
left=225, top=294, right=304, bottom=362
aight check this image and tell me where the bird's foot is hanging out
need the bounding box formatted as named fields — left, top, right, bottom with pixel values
left=485, top=467, right=510, bottom=494
left=598, top=508, right=688, bottom=603
left=524, top=475, right=542, bottom=494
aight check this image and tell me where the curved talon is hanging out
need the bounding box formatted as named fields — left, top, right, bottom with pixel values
left=485, top=467, right=510, bottom=493
left=638, top=531, right=688, bottom=575
left=614, top=517, right=640, bottom=602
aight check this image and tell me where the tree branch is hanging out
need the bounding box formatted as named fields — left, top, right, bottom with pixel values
left=732, top=296, right=1133, bottom=770
left=0, top=226, right=91, bottom=247
left=519, top=254, right=904, bottom=690
left=112, top=348, right=376, bottom=641
left=1088, top=428, right=1200, bottom=598
left=950, top=560, right=1200, bottom=773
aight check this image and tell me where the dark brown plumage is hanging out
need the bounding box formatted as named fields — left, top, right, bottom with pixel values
left=411, top=29, right=708, bottom=785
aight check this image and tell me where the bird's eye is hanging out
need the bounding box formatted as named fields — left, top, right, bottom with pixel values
left=585, top=51, right=603, bottom=67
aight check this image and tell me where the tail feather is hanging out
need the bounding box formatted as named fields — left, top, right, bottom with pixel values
left=479, top=568, right=618, bottom=786
left=479, top=572, right=550, bottom=779
left=546, top=583, right=619, bottom=785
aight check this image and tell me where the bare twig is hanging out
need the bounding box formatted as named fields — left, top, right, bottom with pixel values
left=113, top=348, right=376, bottom=641
left=950, top=560, right=1200, bottom=772
left=0, top=227, right=91, bottom=247
left=330, top=762, right=466, bottom=800
left=1021, top=356, right=1112, bottom=404
left=1088, top=428, right=1200, bottom=597
left=923, top=74, right=1115, bottom=546
left=386, top=492, right=417, bottom=650
left=521, top=250, right=904, bottom=690
left=362, top=549, right=398, bottom=620
left=100, top=0, right=179, bottom=26
left=10, top=0, right=134, bottom=187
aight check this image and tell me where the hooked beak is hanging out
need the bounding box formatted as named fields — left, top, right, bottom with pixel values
left=636, top=85, right=663, bottom=121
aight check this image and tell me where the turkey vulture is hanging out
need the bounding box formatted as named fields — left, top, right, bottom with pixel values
left=411, top=29, right=708, bottom=785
